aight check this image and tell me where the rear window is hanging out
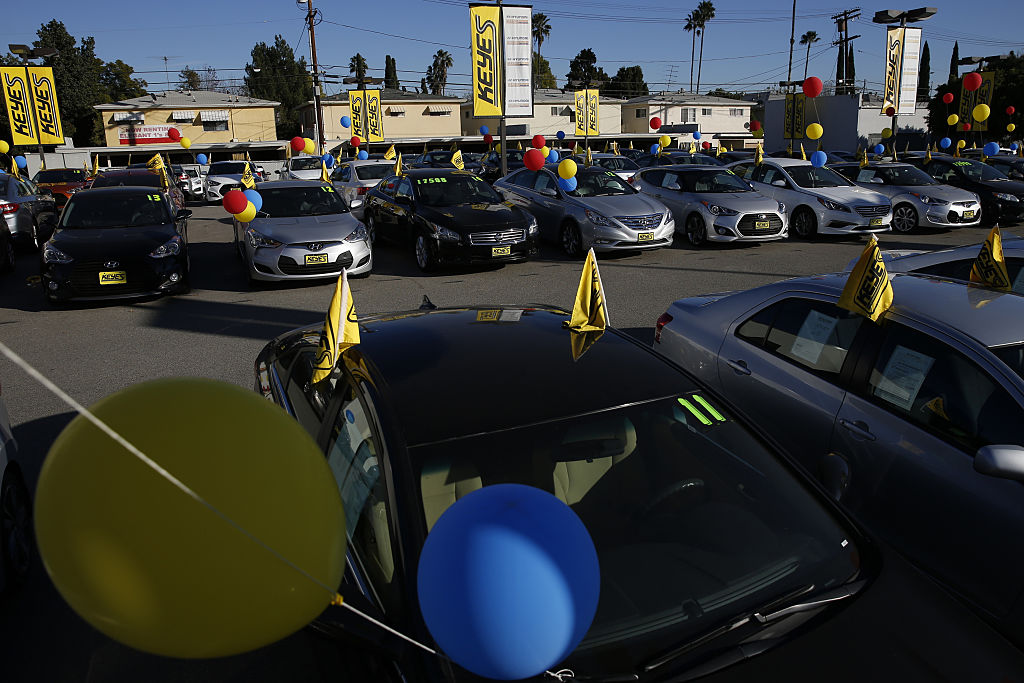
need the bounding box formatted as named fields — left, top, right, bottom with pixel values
left=36, top=169, right=87, bottom=184
left=92, top=173, right=161, bottom=188
left=354, top=165, right=393, bottom=181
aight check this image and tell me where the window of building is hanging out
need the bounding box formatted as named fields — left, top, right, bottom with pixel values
left=730, top=108, right=745, bottom=116
left=202, top=120, right=229, bottom=132
left=635, top=108, right=647, bottom=118
left=701, top=108, right=713, bottom=116
left=681, top=108, right=696, bottom=122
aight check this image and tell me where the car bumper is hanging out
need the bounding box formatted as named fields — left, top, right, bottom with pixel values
left=919, top=201, right=982, bottom=228
left=434, top=237, right=538, bottom=264
left=43, top=256, right=189, bottom=302
left=705, top=211, right=788, bottom=242
left=989, top=200, right=1024, bottom=224
left=586, top=220, right=675, bottom=251
left=247, top=240, right=373, bottom=281
left=818, top=208, right=892, bottom=235
left=205, top=183, right=238, bottom=202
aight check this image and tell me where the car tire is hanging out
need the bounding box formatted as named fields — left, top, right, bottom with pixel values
left=791, top=207, right=818, bottom=240
left=685, top=213, right=707, bottom=247
left=367, top=215, right=378, bottom=245
left=892, top=203, right=918, bottom=233
left=561, top=221, right=583, bottom=258
left=414, top=233, right=437, bottom=272
left=0, top=467, right=32, bottom=593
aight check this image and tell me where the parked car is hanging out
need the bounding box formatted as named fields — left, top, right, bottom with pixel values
left=495, top=165, right=673, bottom=256
left=902, top=155, right=1024, bottom=225
left=415, top=150, right=483, bottom=174
left=0, top=379, right=31, bottom=593
left=0, top=172, right=58, bottom=249
left=232, top=181, right=371, bottom=285
left=768, top=150, right=851, bottom=165
left=40, top=186, right=191, bottom=303
left=570, top=153, right=640, bottom=180
left=635, top=151, right=725, bottom=168
left=0, top=214, right=13, bottom=273
left=253, top=303, right=1024, bottom=682
left=727, top=158, right=891, bottom=239
left=632, top=165, right=787, bottom=246
left=718, top=150, right=755, bottom=164
left=176, top=165, right=203, bottom=199
left=858, top=236, right=1024, bottom=293
left=31, top=168, right=90, bottom=210
left=655, top=271, right=1024, bottom=646
left=363, top=168, right=537, bottom=271
left=203, top=161, right=259, bottom=203
left=278, top=156, right=325, bottom=181
left=617, top=147, right=646, bottom=160
left=480, top=149, right=526, bottom=182
left=332, top=160, right=394, bottom=217
left=830, top=161, right=982, bottom=233
left=90, top=169, right=185, bottom=213
left=985, top=155, right=1024, bottom=182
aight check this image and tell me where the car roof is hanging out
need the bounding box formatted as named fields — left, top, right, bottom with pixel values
left=69, top=185, right=165, bottom=197
left=831, top=162, right=914, bottom=169
left=255, top=180, right=331, bottom=189
left=539, top=163, right=621, bottom=174
left=96, top=168, right=161, bottom=176
left=640, top=164, right=728, bottom=173
left=763, top=157, right=813, bottom=167
left=403, top=168, right=480, bottom=178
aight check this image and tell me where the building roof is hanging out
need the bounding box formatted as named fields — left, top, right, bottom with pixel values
left=623, top=93, right=753, bottom=107
left=95, top=90, right=279, bottom=111
left=317, top=88, right=463, bottom=104
left=454, top=89, right=626, bottom=106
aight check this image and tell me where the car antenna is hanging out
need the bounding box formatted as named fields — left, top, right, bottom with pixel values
left=419, top=295, right=437, bottom=310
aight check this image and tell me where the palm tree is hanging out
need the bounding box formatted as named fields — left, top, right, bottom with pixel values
left=799, top=31, right=820, bottom=80
left=684, top=11, right=699, bottom=92
left=428, top=50, right=454, bottom=95
left=695, top=1, right=715, bottom=94
left=349, top=53, right=368, bottom=83
left=532, top=13, right=552, bottom=60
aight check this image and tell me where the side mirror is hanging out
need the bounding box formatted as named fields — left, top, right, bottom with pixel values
left=37, top=187, right=53, bottom=197
left=395, top=194, right=412, bottom=205
left=665, top=183, right=682, bottom=191
left=974, top=445, right=1024, bottom=481
left=349, top=198, right=364, bottom=210
left=175, top=209, right=193, bottom=221
left=870, top=177, right=884, bottom=184
left=538, top=187, right=558, bottom=198
left=772, top=179, right=787, bottom=188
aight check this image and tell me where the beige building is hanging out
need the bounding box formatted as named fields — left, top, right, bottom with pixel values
left=460, top=89, right=623, bottom=139
left=621, top=93, right=756, bottom=148
left=298, top=89, right=463, bottom=143
left=94, top=90, right=279, bottom=148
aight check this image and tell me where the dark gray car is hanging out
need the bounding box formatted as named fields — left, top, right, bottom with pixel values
left=1, top=172, right=57, bottom=249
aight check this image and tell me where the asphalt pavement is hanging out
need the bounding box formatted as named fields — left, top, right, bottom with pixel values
left=0, top=201, right=999, bottom=681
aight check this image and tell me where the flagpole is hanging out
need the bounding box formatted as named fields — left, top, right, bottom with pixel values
left=497, top=0, right=507, bottom=178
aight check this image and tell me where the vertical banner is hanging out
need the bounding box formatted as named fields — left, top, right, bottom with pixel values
left=27, top=66, right=64, bottom=144
left=364, top=89, right=384, bottom=142
left=574, top=90, right=588, bottom=136
left=470, top=4, right=503, bottom=117
left=784, top=93, right=806, bottom=139
left=961, top=72, right=995, bottom=132
left=897, top=28, right=922, bottom=114
left=586, top=89, right=600, bottom=135
left=882, top=27, right=905, bottom=114
left=1, top=66, right=38, bottom=145
left=348, top=90, right=366, bottom=140
left=501, top=5, right=533, bottom=118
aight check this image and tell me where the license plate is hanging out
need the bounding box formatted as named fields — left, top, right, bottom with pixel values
left=754, top=220, right=771, bottom=229
left=637, top=232, right=654, bottom=242
left=98, top=271, right=126, bottom=285
left=963, top=210, right=975, bottom=219
left=492, top=246, right=511, bottom=256
left=305, top=254, right=329, bottom=265
left=869, top=217, right=884, bottom=226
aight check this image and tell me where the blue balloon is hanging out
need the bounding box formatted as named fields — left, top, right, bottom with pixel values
left=14, top=155, right=27, bottom=169
left=693, top=131, right=701, bottom=140
left=1013, top=144, right=1020, bottom=152
left=810, top=150, right=828, bottom=168
left=243, top=189, right=262, bottom=212
left=418, top=484, right=599, bottom=680
left=547, top=149, right=559, bottom=164
left=196, top=153, right=208, bottom=165
left=557, top=175, right=577, bottom=192
left=984, top=142, right=1000, bottom=156
left=873, top=144, right=885, bottom=155
left=556, top=130, right=566, bottom=140
left=357, top=150, right=368, bottom=160
left=650, top=143, right=660, bottom=154
left=340, top=116, right=352, bottom=128
left=322, top=153, right=335, bottom=168
left=479, top=125, right=490, bottom=135
left=939, top=137, right=952, bottom=149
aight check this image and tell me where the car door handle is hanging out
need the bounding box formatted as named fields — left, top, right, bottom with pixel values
left=726, top=359, right=751, bottom=376
left=839, top=418, right=876, bottom=442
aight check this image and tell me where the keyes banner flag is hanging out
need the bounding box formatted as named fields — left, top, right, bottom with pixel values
left=959, top=72, right=995, bottom=133
left=574, top=90, right=600, bottom=136
left=469, top=3, right=533, bottom=118
left=28, top=66, right=64, bottom=144
left=882, top=27, right=922, bottom=115
left=348, top=90, right=366, bottom=140
left=1, top=66, right=39, bottom=145
left=348, top=90, right=384, bottom=143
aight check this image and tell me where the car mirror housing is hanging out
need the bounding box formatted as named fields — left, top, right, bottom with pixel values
left=870, top=177, right=884, bottom=184
left=538, top=187, right=558, bottom=198
left=772, top=179, right=787, bottom=188
left=974, top=445, right=1024, bottom=482
left=666, top=183, right=681, bottom=191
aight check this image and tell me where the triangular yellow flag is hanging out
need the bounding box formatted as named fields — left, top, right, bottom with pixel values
left=394, top=152, right=403, bottom=177
left=383, top=144, right=396, bottom=160
left=241, top=163, right=256, bottom=189
left=603, top=139, right=609, bottom=153
left=246, top=150, right=252, bottom=163
left=838, top=236, right=894, bottom=323
left=517, top=141, right=523, bottom=150
left=92, top=155, right=99, bottom=176
left=689, top=141, right=697, bottom=154
left=311, top=269, right=360, bottom=383
left=972, top=140, right=977, bottom=150
left=450, top=141, right=458, bottom=152
left=970, top=225, right=1011, bottom=290
left=799, top=143, right=807, bottom=161
left=860, top=149, right=869, bottom=168
left=83, top=161, right=89, bottom=174
left=40, top=156, right=46, bottom=171
left=955, top=145, right=961, bottom=158
left=786, top=141, right=793, bottom=155
left=585, top=147, right=593, bottom=167
left=755, top=144, right=763, bottom=166
left=816, top=139, right=823, bottom=152
left=10, top=157, right=20, bottom=179
left=423, top=142, right=428, bottom=155
left=926, top=148, right=932, bottom=162
left=564, top=248, right=609, bottom=333
left=451, top=148, right=464, bottom=170
left=320, top=161, right=330, bottom=183
left=146, top=152, right=165, bottom=173
left=573, top=142, right=582, bottom=155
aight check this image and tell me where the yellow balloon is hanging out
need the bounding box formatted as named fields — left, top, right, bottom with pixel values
left=541, top=145, right=550, bottom=158
left=973, top=104, right=991, bottom=122
left=34, top=378, right=346, bottom=659
left=659, top=134, right=672, bottom=148
left=957, top=139, right=967, bottom=149
left=495, top=143, right=502, bottom=153
left=1009, top=123, right=1017, bottom=133
left=881, top=127, right=892, bottom=139
left=752, top=128, right=764, bottom=138
left=235, top=201, right=257, bottom=223
left=558, top=158, right=578, bottom=180
left=947, top=114, right=959, bottom=126
left=303, top=138, right=315, bottom=155
left=806, top=123, right=824, bottom=140
left=0, top=140, right=8, bottom=154
left=179, top=137, right=192, bottom=149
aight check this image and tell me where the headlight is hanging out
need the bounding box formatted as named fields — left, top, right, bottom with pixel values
left=526, top=217, right=539, bottom=235
left=585, top=209, right=614, bottom=226
left=427, top=222, right=460, bottom=242
left=816, top=197, right=851, bottom=212
left=246, top=227, right=282, bottom=248
left=777, top=202, right=786, bottom=213
left=663, top=211, right=673, bottom=224
left=911, top=193, right=938, bottom=204
left=43, top=244, right=73, bottom=264
left=149, top=235, right=182, bottom=258
left=995, top=192, right=1020, bottom=202
left=701, top=201, right=738, bottom=216
left=344, top=224, right=368, bottom=243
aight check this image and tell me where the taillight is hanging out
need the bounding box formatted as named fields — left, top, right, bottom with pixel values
left=0, top=201, right=17, bottom=215
left=627, top=175, right=638, bottom=187
left=356, top=186, right=369, bottom=195
left=654, top=312, right=673, bottom=344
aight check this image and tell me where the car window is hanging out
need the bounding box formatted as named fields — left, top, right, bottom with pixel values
left=284, top=349, right=333, bottom=437
left=913, top=257, right=1024, bottom=293
left=684, top=170, right=752, bottom=193
left=509, top=169, right=536, bottom=187
left=759, top=167, right=785, bottom=185
left=354, top=165, right=391, bottom=181
left=855, top=169, right=877, bottom=183
left=257, top=185, right=348, bottom=217
left=533, top=171, right=557, bottom=192
left=639, top=169, right=664, bottom=187
left=866, top=323, right=1024, bottom=452
left=378, top=176, right=398, bottom=197
left=924, top=161, right=955, bottom=183
left=732, top=163, right=753, bottom=180
left=61, top=191, right=172, bottom=229
left=787, top=165, right=852, bottom=188
left=395, top=177, right=413, bottom=200
left=338, top=165, right=352, bottom=182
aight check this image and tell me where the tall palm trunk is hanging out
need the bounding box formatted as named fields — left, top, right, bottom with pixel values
left=696, top=29, right=706, bottom=93
left=804, top=42, right=811, bottom=80
left=690, top=32, right=696, bottom=92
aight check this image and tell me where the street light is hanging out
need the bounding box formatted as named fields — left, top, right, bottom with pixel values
left=872, top=8, right=936, bottom=149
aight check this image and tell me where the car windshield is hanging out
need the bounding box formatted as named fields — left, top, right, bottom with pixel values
left=502, top=150, right=526, bottom=163
left=257, top=185, right=348, bottom=217
left=208, top=162, right=248, bottom=175
left=952, top=159, right=1009, bottom=182
left=412, top=395, right=861, bottom=673
left=425, top=151, right=455, bottom=163
left=991, top=344, right=1024, bottom=381
left=681, top=170, right=752, bottom=193
left=61, top=192, right=171, bottom=228
left=787, top=165, right=852, bottom=188
left=568, top=171, right=636, bottom=197
left=291, top=157, right=323, bottom=171
left=875, top=165, right=937, bottom=186
left=35, top=169, right=87, bottom=184
left=353, top=164, right=393, bottom=181
left=413, top=174, right=502, bottom=206
left=91, top=173, right=161, bottom=188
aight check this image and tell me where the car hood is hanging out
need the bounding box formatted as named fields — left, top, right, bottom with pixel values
left=974, top=178, right=1024, bottom=195
left=419, top=202, right=531, bottom=234
left=890, top=183, right=977, bottom=202
left=49, top=225, right=177, bottom=258
left=802, top=185, right=889, bottom=205
left=37, top=181, right=88, bottom=192
left=572, top=193, right=666, bottom=217
left=247, top=213, right=360, bottom=242
left=207, top=174, right=242, bottom=184
left=287, top=169, right=324, bottom=180
left=695, top=191, right=780, bottom=212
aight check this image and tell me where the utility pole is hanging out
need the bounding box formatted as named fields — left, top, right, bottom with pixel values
left=305, top=0, right=324, bottom=154
left=786, top=0, right=797, bottom=85
left=831, top=9, right=862, bottom=96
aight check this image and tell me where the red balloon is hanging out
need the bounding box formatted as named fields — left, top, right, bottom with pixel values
left=701, top=141, right=711, bottom=149
left=964, top=72, right=982, bottom=92
left=802, top=77, right=823, bottom=98
left=962, top=122, right=972, bottom=131
left=350, top=136, right=361, bottom=147
left=885, top=107, right=895, bottom=117
left=483, top=134, right=494, bottom=145
left=1008, top=106, right=1016, bottom=116
left=942, top=92, right=955, bottom=104
left=167, top=127, right=181, bottom=141
left=523, top=148, right=545, bottom=171
left=749, top=120, right=762, bottom=132
left=531, top=134, right=546, bottom=149
left=222, top=189, right=248, bottom=215
left=650, top=117, right=662, bottom=130
left=290, top=136, right=305, bottom=153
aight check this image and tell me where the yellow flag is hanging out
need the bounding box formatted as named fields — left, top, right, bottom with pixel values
left=585, top=147, right=593, bottom=167
left=860, top=149, right=869, bottom=168
left=689, top=141, right=697, bottom=154
left=715, top=143, right=723, bottom=157
left=422, top=142, right=428, bottom=155
left=10, top=156, right=19, bottom=179
left=755, top=144, right=763, bottom=166
left=394, top=152, right=403, bottom=177
left=926, top=148, right=932, bottom=162
left=451, top=148, right=464, bottom=170
left=970, top=225, right=1011, bottom=290
left=817, top=139, right=823, bottom=152
left=241, top=163, right=256, bottom=189
left=450, top=141, right=458, bottom=152
left=972, top=140, right=977, bottom=150
left=799, top=143, right=807, bottom=161
left=603, top=139, right=609, bottom=153
left=786, top=141, right=793, bottom=155
left=92, top=155, right=99, bottom=176
left=246, top=150, right=252, bottom=163
left=311, top=269, right=360, bottom=383
left=320, top=161, right=330, bottom=183
left=573, top=142, right=581, bottom=155
left=146, top=152, right=165, bottom=173
left=517, top=140, right=523, bottom=150
left=383, top=144, right=396, bottom=160
left=565, top=248, right=609, bottom=333
left=838, top=236, right=894, bottom=323
left=83, top=161, right=89, bottom=174
left=954, top=145, right=961, bottom=158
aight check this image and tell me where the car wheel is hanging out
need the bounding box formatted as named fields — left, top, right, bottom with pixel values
left=367, top=215, right=377, bottom=245
left=414, top=233, right=437, bottom=272
left=891, top=204, right=918, bottom=233
left=685, top=213, right=707, bottom=247
left=1, top=468, right=32, bottom=592
left=791, top=207, right=818, bottom=240
left=561, top=221, right=582, bottom=258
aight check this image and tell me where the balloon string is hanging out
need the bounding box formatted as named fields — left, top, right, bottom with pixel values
left=0, top=341, right=440, bottom=658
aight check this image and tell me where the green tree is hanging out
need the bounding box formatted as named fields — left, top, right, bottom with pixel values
left=565, top=49, right=609, bottom=88
left=384, top=55, right=399, bottom=90
left=799, top=31, right=820, bottom=81
left=427, top=50, right=453, bottom=95
left=607, top=65, right=648, bottom=99
left=532, top=13, right=551, bottom=60
left=836, top=43, right=846, bottom=94
left=705, top=88, right=745, bottom=99
left=349, top=53, right=368, bottom=83
left=948, top=41, right=959, bottom=84
left=917, top=42, right=931, bottom=102
left=200, top=66, right=221, bottom=92
left=846, top=42, right=856, bottom=91
left=100, top=59, right=147, bottom=101
left=533, top=53, right=556, bottom=89
left=34, top=20, right=106, bottom=145
left=684, top=11, right=699, bottom=92
left=928, top=53, right=1024, bottom=145
left=178, top=66, right=201, bottom=90
left=243, top=35, right=311, bottom=138
left=695, top=1, right=715, bottom=94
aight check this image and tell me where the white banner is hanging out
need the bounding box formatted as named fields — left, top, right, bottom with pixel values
left=501, top=5, right=533, bottom=118
left=117, top=125, right=176, bottom=145
left=897, top=27, right=922, bottom=115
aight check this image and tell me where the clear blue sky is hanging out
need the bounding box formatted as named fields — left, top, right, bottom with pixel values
left=2, top=0, right=1021, bottom=98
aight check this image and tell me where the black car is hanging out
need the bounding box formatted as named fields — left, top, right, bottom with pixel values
left=363, top=168, right=538, bottom=272
left=618, top=147, right=646, bottom=161
left=0, top=213, right=13, bottom=273
left=718, top=150, right=755, bottom=164
left=40, top=186, right=191, bottom=303
left=903, top=155, right=1024, bottom=225
left=635, top=151, right=725, bottom=168
left=415, top=150, right=483, bottom=175
left=986, top=154, right=1024, bottom=182
left=89, top=169, right=186, bottom=212
left=480, top=149, right=526, bottom=182
left=254, top=305, right=1024, bottom=682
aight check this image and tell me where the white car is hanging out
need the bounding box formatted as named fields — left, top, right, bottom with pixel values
left=203, top=160, right=259, bottom=203
left=331, top=160, right=394, bottom=218
left=277, top=157, right=324, bottom=181
left=0, top=379, right=31, bottom=593
left=728, top=157, right=892, bottom=239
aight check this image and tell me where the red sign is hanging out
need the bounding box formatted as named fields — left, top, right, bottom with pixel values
left=118, top=125, right=175, bottom=145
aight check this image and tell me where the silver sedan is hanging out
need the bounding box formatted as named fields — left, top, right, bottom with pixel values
left=632, top=165, right=788, bottom=246
left=494, top=165, right=674, bottom=256
left=232, top=181, right=372, bottom=284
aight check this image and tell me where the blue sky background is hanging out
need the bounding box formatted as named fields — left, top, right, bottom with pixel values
left=2, top=0, right=1021, bottom=99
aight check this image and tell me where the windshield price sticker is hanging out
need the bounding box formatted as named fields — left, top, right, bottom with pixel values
left=873, top=345, right=935, bottom=411
left=677, top=395, right=727, bottom=426
left=954, top=161, right=971, bottom=167
left=320, top=186, right=335, bottom=193
left=790, top=310, right=840, bottom=364
left=416, top=177, right=447, bottom=184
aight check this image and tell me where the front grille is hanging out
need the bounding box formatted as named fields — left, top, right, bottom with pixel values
left=736, top=213, right=784, bottom=236
left=278, top=252, right=353, bottom=275
left=854, top=204, right=890, bottom=218
left=68, top=258, right=156, bottom=296
left=468, top=229, right=525, bottom=245
left=953, top=201, right=976, bottom=207
left=211, top=183, right=239, bottom=198
left=294, top=241, right=340, bottom=250
left=615, top=214, right=662, bottom=229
